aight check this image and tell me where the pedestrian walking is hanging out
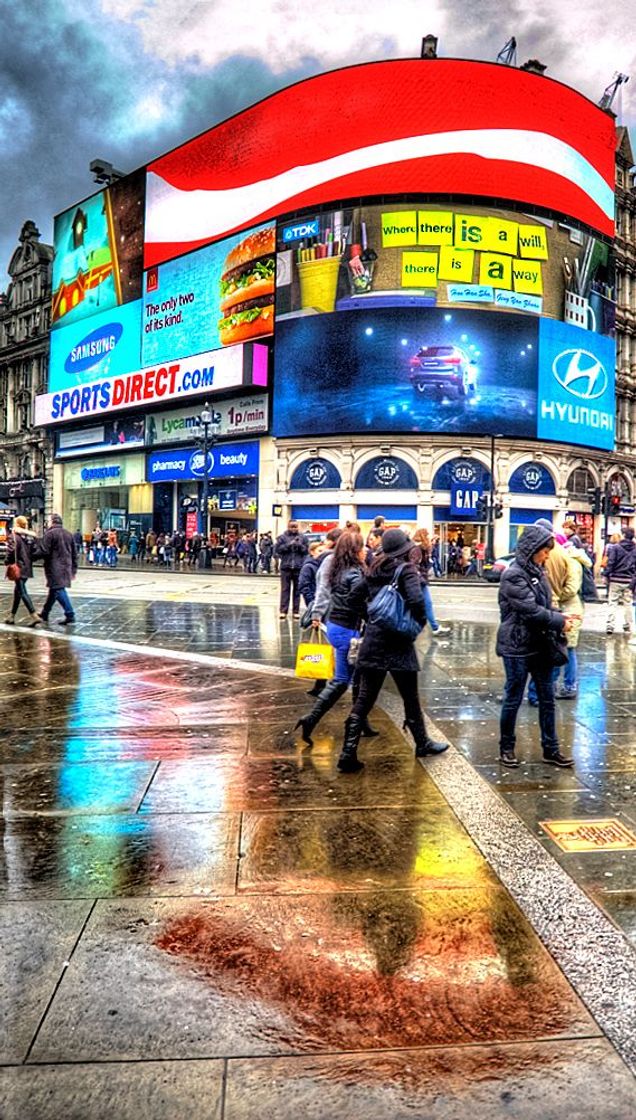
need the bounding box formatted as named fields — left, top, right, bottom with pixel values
left=258, top=532, right=274, bottom=573
left=302, top=527, right=342, bottom=697
left=336, top=529, right=448, bottom=772
left=527, top=523, right=582, bottom=703
left=274, top=519, right=309, bottom=619
left=128, top=532, right=139, bottom=563
left=496, top=523, right=574, bottom=769
left=35, top=513, right=78, bottom=626
left=294, top=530, right=370, bottom=747
left=605, top=526, right=636, bottom=635
left=298, top=540, right=324, bottom=609
left=3, top=515, right=42, bottom=626
left=413, top=528, right=450, bottom=636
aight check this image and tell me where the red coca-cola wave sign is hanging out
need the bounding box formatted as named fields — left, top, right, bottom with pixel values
left=144, top=59, right=615, bottom=267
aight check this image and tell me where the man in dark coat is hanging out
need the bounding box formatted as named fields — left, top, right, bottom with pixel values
left=605, top=526, right=636, bottom=635
left=273, top=520, right=309, bottom=619
left=496, top=523, right=573, bottom=768
left=35, top=513, right=78, bottom=626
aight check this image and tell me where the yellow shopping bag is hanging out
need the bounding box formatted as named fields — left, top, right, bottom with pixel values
left=295, top=629, right=335, bottom=680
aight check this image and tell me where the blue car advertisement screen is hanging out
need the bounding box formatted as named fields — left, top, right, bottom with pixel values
left=48, top=300, right=143, bottom=392
left=142, top=222, right=275, bottom=366
left=537, top=319, right=615, bottom=451
left=273, top=308, right=538, bottom=439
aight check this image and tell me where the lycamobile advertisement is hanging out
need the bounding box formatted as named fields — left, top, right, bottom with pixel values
left=276, top=202, right=614, bottom=337
left=52, top=170, right=145, bottom=329
left=142, top=223, right=275, bottom=366
left=48, top=300, right=143, bottom=392
left=35, top=342, right=269, bottom=426
left=146, top=394, right=268, bottom=445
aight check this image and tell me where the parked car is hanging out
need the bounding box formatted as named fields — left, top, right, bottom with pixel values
left=483, top=553, right=515, bottom=583
left=408, top=345, right=478, bottom=399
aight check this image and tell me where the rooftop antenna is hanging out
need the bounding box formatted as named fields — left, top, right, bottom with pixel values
left=89, top=159, right=125, bottom=185
left=496, top=37, right=517, bottom=66
left=599, top=73, right=629, bottom=114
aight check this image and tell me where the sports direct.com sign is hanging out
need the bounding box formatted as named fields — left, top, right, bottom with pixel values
left=35, top=342, right=268, bottom=427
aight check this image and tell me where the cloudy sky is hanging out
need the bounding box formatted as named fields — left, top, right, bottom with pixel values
left=1, top=0, right=634, bottom=286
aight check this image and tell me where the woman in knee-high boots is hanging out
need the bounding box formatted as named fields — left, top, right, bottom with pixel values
left=4, top=515, right=42, bottom=627
left=337, top=529, right=449, bottom=773
left=294, top=530, right=373, bottom=747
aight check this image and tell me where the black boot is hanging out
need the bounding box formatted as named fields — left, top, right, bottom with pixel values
left=351, top=675, right=379, bottom=738
left=294, top=680, right=348, bottom=747
left=337, top=716, right=364, bottom=772
left=542, top=746, right=574, bottom=768
left=306, top=679, right=326, bottom=697
left=403, top=714, right=449, bottom=757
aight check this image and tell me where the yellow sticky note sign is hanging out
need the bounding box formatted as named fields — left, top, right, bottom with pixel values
left=513, top=259, right=543, bottom=295
left=381, top=211, right=418, bottom=247
left=454, top=214, right=491, bottom=249
left=417, top=210, right=454, bottom=246
left=479, top=253, right=512, bottom=289
left=483, top=218, right=518, bottom=255
left=438, top=246, right=474, bottom=283
left=518, top=224, right=549, bottom=259
left=401, top=252, right=438, bottom=287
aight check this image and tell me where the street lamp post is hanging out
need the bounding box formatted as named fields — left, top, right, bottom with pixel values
left=486, top=433, right=503, bottom=564
left=200, top=402, right=212, bottom=540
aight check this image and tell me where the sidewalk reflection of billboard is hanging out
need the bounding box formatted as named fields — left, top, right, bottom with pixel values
left=273, top=308, right=537, bottom=438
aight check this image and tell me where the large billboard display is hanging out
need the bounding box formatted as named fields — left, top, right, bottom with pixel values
left=276, top=202, right=614, bottom=334
left=37, top=342, right=268, bottom=427
left=52, top=170, right=145, bottom=329
left=142, top=222, right=275, bottom=365
left=144, top=60, right=615, bottom=268
left=48, top=300, right=143, bottom=392
left=274, top=308, right=538, bottom=438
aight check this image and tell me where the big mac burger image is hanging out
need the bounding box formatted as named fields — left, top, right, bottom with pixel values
left=218, top=225, right=275, bottom=345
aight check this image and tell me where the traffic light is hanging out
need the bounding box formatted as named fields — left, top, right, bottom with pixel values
left=609, top=492, right=621, bottom=515
left=494, top=501, right=503, bottom=519
left=590, top=487, right=602, bottom=515
left=475, top=496, right=488, bottom=520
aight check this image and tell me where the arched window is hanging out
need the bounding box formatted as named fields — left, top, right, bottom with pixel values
left=566, top=467, right=595, bottom=499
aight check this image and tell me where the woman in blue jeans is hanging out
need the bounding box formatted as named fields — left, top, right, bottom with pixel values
left=496, top=523, right=574, bottom=769
left=294, top=530, right=372, bottom=746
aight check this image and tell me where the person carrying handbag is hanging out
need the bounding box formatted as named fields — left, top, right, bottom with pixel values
left=337, top=529, right=448, bottom=773
left=4, top=516, right=42, bottom=627
left=294, top=530, right=373, bottom=746
left=497, top=523, right=575, bottom=769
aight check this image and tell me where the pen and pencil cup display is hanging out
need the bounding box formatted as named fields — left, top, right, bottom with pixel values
left=297, top=256, right=343, bottom=312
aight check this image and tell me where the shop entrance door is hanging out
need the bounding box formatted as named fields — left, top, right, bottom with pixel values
left=435, top=521, right=486, bottom=576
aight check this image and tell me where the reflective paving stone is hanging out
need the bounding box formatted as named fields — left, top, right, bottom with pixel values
left=224, top=1039, right=636, bottom=1120
left=1, top=1059, right=224, bottom=1120
left=1, top=812, right=240, bottom=899
left=29, top=889, right=597, bottom=1063
left=475, top=762, right=585, bottom=793
left=0, top=761, right=156, bottom=816
left=238, top=807, right=499, bottom=894
left=139, top=752, right=444, bottom=814
left=587, top=890, right=636, bottom=941
left=0, top=728, right=248, bottom=765
left=0, top=899, right=91, bottom=1061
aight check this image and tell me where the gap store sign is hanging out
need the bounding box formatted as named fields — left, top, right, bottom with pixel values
left=147, top=440, right=259, bottom=482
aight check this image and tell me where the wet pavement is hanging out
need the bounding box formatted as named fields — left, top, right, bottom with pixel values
left=1, top=590, right=636, bottom=1116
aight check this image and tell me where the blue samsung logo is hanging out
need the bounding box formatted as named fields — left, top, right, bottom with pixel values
left=64, top=323, right=123, bottom=374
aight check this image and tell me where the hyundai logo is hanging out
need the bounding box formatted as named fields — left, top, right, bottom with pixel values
left=552, top=349, right=608, bottom=401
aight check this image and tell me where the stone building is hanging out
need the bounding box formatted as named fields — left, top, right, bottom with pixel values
left=0, top=221, right=54, bottom=525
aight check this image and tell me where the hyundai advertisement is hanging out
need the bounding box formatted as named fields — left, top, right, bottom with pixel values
left=537, top=319, right=615, bottom=450
left=142, top=222, right=275, bottom=366
left=52, top=170, right=145, bottom=329
left=273, top=308, right=538, bottom=439
left=48, top=300, right=143, bottom=392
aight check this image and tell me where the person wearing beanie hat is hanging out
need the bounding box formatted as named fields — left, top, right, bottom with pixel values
left=3, top=516, right=42, bottom=627
left=336, top=529, right=448, bottom=772
left=526, top=519, right=583, bottom=702
left=33, top=513, right=78, bottom=626
left=496, top=523, right=574, bottom=768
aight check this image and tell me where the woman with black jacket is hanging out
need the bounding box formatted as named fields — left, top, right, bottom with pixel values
left=294, top=530, right=369, bottom=746
left=4, top=515, right=42, bottom=626
left=337, top=529, right=448, bottom=773
left=497, top=522, right=574, bottom=768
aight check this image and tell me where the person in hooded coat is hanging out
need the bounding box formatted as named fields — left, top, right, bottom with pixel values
left=496, top=523, right=574, bottom=769
left=4, top=515, right=42, bottom=626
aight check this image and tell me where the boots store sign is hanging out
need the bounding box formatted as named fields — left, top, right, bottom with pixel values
left=35, top=342, right=268, bottom=426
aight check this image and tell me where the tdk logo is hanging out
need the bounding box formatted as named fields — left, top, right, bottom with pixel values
left=64, top=323, right=123, bottom=374
left=552, top=349, right=608, bottom=400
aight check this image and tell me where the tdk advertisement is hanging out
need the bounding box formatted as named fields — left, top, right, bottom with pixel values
left=537, top=319, right=615, bottom=452
left=49, top=300, right=142, bottom=392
